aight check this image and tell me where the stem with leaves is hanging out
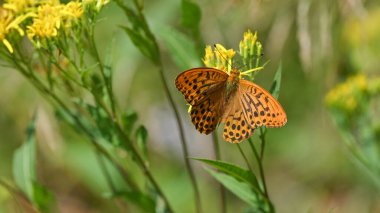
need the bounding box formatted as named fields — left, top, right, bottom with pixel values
left=115, top=0, right=202, bottom=211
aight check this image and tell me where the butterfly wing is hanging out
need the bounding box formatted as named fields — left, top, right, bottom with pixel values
left=238, top=79, right=287, bottom=128
left=221, top=79, right=287, bottom=143
left=175, top=68, right=229, bottom=106
left=221, top=92, right=255, bottom=143
left=190, top=90, right=225, bottom=134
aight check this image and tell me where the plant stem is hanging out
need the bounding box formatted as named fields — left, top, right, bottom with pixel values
left=259, top=128, right=267, bottom=160
left=96, top=151, right=128, bottom=212
left=236, top=143, right=254, bottom=173
left=157, top=66, right=202, bottom=213
left=112, top=121, right=175, bottom=212
left=0, top=179, right=40, bottom=213
left=212, top=132, right=226, bottom=213
left=10, top=56, right=175, bottom=211
left=96, top=151, right=117, bottom=192
left=88, top=26, right=117, bottom=119
left=248, top=138, right=269, bottom=199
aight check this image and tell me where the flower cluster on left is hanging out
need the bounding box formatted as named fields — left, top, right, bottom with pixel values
left=0, top=0, right=108, bottom=53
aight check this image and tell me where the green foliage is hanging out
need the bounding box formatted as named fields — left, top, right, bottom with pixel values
left=181, top=0, right=202, bottom=41
left=116, top=0, right=160, bottom=65
left=194, top=159, right=259, bottom=189
left=13, top=115, right=37, bottom=201
left=158, top=27, right=201, bottom=70
left=326, top=74, right=380, bottom=187
left=13, top=114, right=55, bottom=212
left=205, top=168, right=270, bottom=213
left=269, top=63, right=282, bottom=99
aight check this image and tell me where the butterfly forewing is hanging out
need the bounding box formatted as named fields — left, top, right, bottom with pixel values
left=190, top=91, right=224, bottom=134
left=239, top=79, right=287, bottom=128
left=175, top=68, right=229, bottom=105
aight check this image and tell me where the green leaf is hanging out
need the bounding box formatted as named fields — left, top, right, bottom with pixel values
left=194, top=158, right=260, bottom=189
left=116, top=191, right=155, bottom=212
left=103, top=37, right=115, bottom=83
left=181, top=0, right=201, bottom=34
left=13, top=114, right=56, bottom=212
left=135, top=125, right=148, bottom=158
left=121, top=26, right=159, bottom=65
left=204, top=168, right=268, bottom=212
left=158, top=27, right=201, bottom=70
left=122, top=110, right=138, bottom=134
left=269, top=63, right=282, bottom=99
left=32, top=181, right=55, bottom=212
left=13, top=114, right=37, bottom=200
left=117, top=0, right=160, bottom=65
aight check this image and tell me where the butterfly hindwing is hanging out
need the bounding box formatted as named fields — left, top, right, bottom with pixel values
left=222, top=93, right=255, bottom=143
left=175, top=68, right=229, bottom=105
left=239, top=79, right=287, bottom=128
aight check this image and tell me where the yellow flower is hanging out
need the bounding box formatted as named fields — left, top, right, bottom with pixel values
left=27, top=4, right=61, bottom=40
left=61, top=2, right=83, bottom=19
left=27, top=2, right=83, bottom=41
left=3, top=0, right=34, bottom=13
left=202, top=44, right=235, bottom=73
left=325, top=74, right=369, bottom=113
left=0, top=8, right=29, bottom=53
left=83, top=0, right=110, bottom=11
left=239, top=30, right=258, bottom=59
left=202, top=45, right=215, bottom=68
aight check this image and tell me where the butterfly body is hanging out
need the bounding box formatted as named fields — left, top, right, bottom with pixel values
left=175, top=67, right=286, bottom=143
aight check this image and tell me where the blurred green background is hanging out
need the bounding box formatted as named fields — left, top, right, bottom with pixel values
left=1, top=0, right=380, bottom=212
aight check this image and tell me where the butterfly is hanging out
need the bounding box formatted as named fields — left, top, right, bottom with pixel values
left=175, top=67, right=287, bottom=143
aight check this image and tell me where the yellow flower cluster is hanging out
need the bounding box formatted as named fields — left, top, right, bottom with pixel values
left=27, top=2, right=84, bottom=40
left=0, top=0, right=109, bottom=53
left=0, top=8, right=30, bottom=53
left=203, top=44, right=236, bottom=73
left=239, top=30, right=259, bottom=59
left=202, top=30, right=264, bottom=77
left=325, top=74, right=369, bottom=113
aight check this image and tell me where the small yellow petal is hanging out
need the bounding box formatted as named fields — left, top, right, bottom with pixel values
left=3, top=39, right=13, bottom=53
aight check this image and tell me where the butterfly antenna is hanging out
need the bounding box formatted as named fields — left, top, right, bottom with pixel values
left=213, top=44, right=233, bottom=69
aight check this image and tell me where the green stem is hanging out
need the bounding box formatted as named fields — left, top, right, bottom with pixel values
left=112, top=122, right=174, bottom=212
left=212, top=132, right=226, bottom=213
left=9, top=56, right=146, bottom=202
left=95, top=151, right=128, bottom=212
left=259, top=128, right=267, bottom=160
left=114, top=0, right=200, bottom=211
left=0, top=179, right=40, bottom=213
left=96, top=151, right=117, bottom=193
left=88, top=25, right=117, bottom=119
left=248, top=138, right=269, bottom=199
left=236, top=143, right=254, bottom=173
left=157, top=66, right=202, bottom=213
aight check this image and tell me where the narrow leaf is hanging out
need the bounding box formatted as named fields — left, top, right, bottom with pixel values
left=13, top=114, right=37, bottom=200
left=122, top=27, right=159, bottom=65
left=116, top=191, right=155, bottom=212
left=204, top=168, right=265, bottom=211
left=135, top=125, right=148, bottom=158
left=181, top=0, right=201, bottom=33
left=194, top=158, right=260, bottom=189
left=269, top=63, right=282, bottom=99
left=32, top=181, right=55, bottom=212
left=157, top=26, right=201, bottom=70
left=122, top=110, right=138, bottom=134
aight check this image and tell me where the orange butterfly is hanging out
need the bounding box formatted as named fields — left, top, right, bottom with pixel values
left=175, top=67, right=287, bottom=143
